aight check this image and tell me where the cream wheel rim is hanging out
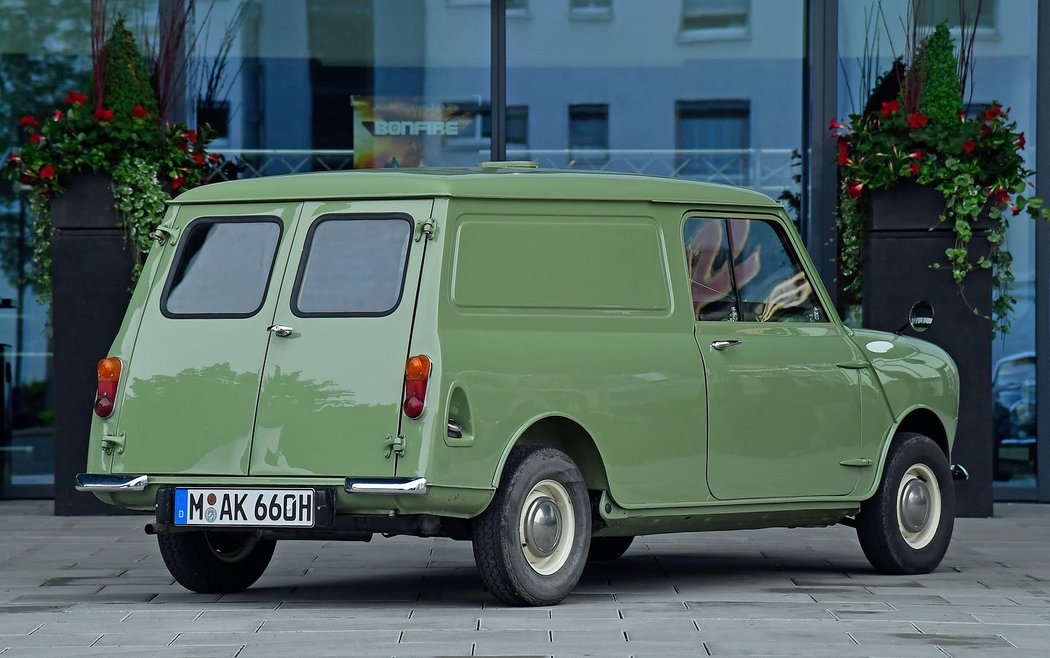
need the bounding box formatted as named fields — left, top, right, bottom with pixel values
left=519, top=479, right=575, bottom=575
left=896, top=463, right=941, bottom=550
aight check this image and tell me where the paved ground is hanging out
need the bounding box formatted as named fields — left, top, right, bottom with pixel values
left=0, top=501, right=1048, bottom=657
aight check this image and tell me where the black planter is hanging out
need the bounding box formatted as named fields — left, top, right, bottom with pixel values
left=51, top=173, right=137, bottom=515
left=862, top=183, right=994, bottom=518
left=196, top=100, right=230, bottom=139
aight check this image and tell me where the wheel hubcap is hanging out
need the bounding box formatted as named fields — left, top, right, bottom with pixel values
left=519, top=479, right=575, bottom=575
left=899, top=478, right=931, bottom=533
left=523, top=496, right=562, bottom=558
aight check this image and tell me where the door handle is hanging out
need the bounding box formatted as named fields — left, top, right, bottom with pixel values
left=711, top=339, right=743, bottom=351
left=267, top=324, right=295, bottom=337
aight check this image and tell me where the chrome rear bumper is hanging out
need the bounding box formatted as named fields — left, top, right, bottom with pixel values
left=950, top=464, right=969, bottom=481
left=344, top=477, right=427, bottom=495
left=74, top=473, right=149, bottom=492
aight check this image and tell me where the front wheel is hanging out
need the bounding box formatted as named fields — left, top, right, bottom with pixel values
left=158, top=531, right=276, bottom=593
left=471, top=445, right=591, bottom=606
left=856, top=433, right=954, bottom=574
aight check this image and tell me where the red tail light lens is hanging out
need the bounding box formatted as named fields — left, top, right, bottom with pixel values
left=94, top=357, right=122, bottom=418
left=403, top=355, right=431, bottom=419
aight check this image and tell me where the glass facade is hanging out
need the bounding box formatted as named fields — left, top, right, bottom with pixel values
left=0, top=0, right=1046, bottom=503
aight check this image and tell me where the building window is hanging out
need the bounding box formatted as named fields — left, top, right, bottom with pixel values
left=571, top=0, right=612, bottom=20
left=506, top=105, right=529, bottom=147
left=680, top=0, right=749, bottom=41
left=569, top=104, right=609, bottom=165
left=444, top=103, right=528, bottom=149
left=675, top=100, right=750, bottom=184
left=919, top=0, right=995, bottom=30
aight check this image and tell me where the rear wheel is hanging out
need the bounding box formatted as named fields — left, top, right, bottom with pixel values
left=158, top=531, right=276, bottom=593
left=587, top=536, right=634, bottom=562
left=471, top=445, right=591, bottom=606
left=856, top=433, right=954, bottom=574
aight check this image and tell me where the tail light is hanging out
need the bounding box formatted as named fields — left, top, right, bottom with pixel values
left=403, top=355, right=431, bottom=419
left=94, top=357, right=122, bottom=418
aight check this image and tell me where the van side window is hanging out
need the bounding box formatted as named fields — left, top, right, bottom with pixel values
left=726, top=219, right=823, bottom=323
left=163, top=218, right=281, bottom=318
left=292, top=215, right=412, bottom=317
left=684, top=217, right=737, bottom=322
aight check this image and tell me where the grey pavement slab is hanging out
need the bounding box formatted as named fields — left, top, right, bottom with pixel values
left=1, top=500, right=1049, bottom=656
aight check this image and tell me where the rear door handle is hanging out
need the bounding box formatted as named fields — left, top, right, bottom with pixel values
left=267, top=324, right=295, bottom=337
left=711, top=339, right=743, bottom=351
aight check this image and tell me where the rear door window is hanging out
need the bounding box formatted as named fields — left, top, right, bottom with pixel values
left=291, top=215, right=413, bottom=317
left=162, top=217, right=282, bottom=318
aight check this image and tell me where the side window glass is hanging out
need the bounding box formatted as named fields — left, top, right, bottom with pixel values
left=163, top=218, right=281, bottom=317
left=727, top=219, right=823, bottom=323
left=292, top=216, right=412, bottom=317
left=684, top=217, right=737, bottom=321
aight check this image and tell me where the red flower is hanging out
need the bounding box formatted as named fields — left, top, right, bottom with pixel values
left=7, top=152, right=19, bottom=163
left=828, top=118, right=844, bottom=132
left=131, top=105, right=147, bottom=118
left=171, top=176, right=185, bottom=190
left=910, top=149, right=923, bottom=159
left=962, top=139, right=976, bottom=154
left=207, top=154, right=220, bottom=164
left=18, top=116, right=39, bottom=127
left=18, top=174, right=33, bottom=186
left=52, top=110, right=63, bottom=121
left=908, top=161, right=920, bottom=176
left=907, top=113, right=928, bottom=129
left=992, top=187, right=1010, bottom=205
left=192, top=153, right=204, bottom=165
left=64, top=91, right=87, bottom=106
left=94, top=108, right=114, bottom=122
left=1016, top=132, right=1026, bottom=150
left=984, top=104, right=1002, bottom=121
left=981, top=124, right=991, bottom=136
left=28, top=133, right=43, bottom=144
left=38, top=164, right=56, bottom=180
left=880, top=100, right=900, bottom=117
left=836, top=138, right=850, bottom=165
left=1010, top=205, right=1021, bottom=217
left=846, top=180, right=863, bottom=199
left=182, top=130, right=198, bottom=143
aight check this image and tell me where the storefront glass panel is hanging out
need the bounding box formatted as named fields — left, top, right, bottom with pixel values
left=505, top=0, right=805, bottom=211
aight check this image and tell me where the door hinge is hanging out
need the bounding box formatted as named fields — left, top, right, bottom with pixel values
left=384, top=434, right=405, bottom=458
left=839, top=458, right=873, bottom=467
left=150, top=225, right=178, bottom=246
left=415, top=219, right=436, bottom=242
left=101, top=431, right=126, bottom=455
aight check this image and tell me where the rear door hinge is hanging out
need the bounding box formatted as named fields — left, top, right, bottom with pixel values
left=415, top=219, right=436, bottom=242
left=101, top=431, right=126, bottom=455
left=384, top=434, right=405, bottom=458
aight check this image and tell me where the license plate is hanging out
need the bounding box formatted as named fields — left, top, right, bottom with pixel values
left=173, top=488, right=314, bottom=527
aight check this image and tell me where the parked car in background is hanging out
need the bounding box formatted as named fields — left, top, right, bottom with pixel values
left=993, top=351, right=1037, bottom=482
left=77, top=165, right=965, bottom=605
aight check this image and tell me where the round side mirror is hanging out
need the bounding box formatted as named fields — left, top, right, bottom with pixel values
left=908, top=300, right=935, bottom=333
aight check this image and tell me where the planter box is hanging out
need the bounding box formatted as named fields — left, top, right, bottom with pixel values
left=51, top=172, right=118, bottom=230
left=867, top=181, right=995, bottom=233
left=862, top=182, right=995, bottom=518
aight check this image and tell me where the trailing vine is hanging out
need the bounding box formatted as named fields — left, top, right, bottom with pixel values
left=832, top=23, right=1046, bottom=336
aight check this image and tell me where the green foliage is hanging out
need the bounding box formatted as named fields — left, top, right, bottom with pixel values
left=833, top=27, right=1045, bottom=336
left=96, top=17, right=158, bottom=119
left=918, top=23, right=963, bottom=127
left=1, top=17, right=226, bottom=300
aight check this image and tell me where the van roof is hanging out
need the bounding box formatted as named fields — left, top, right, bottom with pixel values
left=170, top=167, right=781, bottom=208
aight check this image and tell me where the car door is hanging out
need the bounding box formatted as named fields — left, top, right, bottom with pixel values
left=112, top=204, right=297, bottom=476
left=248, top=199, right=432, bottom=477
left=685, top=215, right=864, bottom=499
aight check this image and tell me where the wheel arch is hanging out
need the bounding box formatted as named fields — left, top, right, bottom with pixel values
left=491, top=414, right=610, bottom=493
left=859, top=404, right=952, bottom=501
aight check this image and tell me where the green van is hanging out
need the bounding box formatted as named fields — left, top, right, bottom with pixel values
left=77, top=164, right=964, bottom=605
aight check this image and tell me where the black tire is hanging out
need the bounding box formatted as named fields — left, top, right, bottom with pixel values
left=158, top=531, right=276, bottom=593
left=587, top=536, right=634, bottom=562
left=856, top=433, right=955, bottom=575
left=471, top=445, right=591, bottom=606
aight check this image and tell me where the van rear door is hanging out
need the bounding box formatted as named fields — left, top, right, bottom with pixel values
left=111, top=203, right=299, bottom=476
left=248, top=200, right=432, bottom=477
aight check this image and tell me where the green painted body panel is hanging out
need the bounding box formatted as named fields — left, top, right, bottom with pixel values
left=85, top=168, right=960, bottom=534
